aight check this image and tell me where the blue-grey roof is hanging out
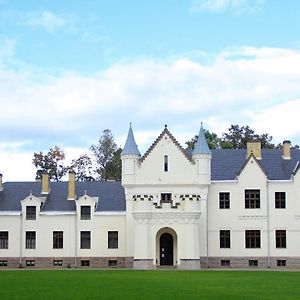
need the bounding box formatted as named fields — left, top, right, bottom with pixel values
left=121, top=125, right=140, bottom=156
left=0, top=181, right=125, bottom=212
left=192, top=125, right=211, bottom=155
left=211, top=149, right=300, bottom=180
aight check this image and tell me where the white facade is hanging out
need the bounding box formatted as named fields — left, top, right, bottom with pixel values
left=0, top=126, right=300, bottom=269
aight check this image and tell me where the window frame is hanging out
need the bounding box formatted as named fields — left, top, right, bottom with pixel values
left=245, top=230, right=261, bottom=248
left=161, top=193, right=172, bottom=203
left=219, top=230, right=231, bottom=248
left=0, top=231, right=8, bottom=249
left=275, top=230, right=286, bottom=248
left=26, top=206, right=36, bottom=220
left=80, top=231, right=91, bottom=249
left=245, top=189, right=260, bottom=209
left=275, top=192, right=286, bottom=209
left=53, top=231, right=63, bottom=249
left=164, top=155, right=168, bottom=172
left=80, top=205, right=91, bottom=220
left=25, top=231, right=36, bottom=249
left=219, top=192, right=230, bottom=209
left=108, top=231, right=118, bottom=249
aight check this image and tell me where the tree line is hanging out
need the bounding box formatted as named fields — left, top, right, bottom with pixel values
left=33, top=125, right=299, bottom=182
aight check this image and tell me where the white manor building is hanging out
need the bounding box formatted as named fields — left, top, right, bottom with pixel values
left=1, top=124, right=300, bottom=269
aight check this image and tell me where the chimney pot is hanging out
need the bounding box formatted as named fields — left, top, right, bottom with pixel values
left=41, top=172, right=49, bottom=194
left=246, top=141, right=261, bottom=159
left=68, top=171, right=76, bottom=200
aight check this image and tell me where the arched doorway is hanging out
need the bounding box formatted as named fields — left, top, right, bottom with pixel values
left=156, top=227, right=177, bottom=267
left=160, top=233, right=173, bottom=265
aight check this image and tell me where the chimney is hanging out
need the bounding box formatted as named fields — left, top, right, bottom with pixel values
left=68, top=171, right=76, bottom=200
left=0, top=173, right=3, bottom=191
left=41, top=172, right=49, bottom=194
left=282, top=140, right=291, bottom=160
left=246, top=141, right=261, bottom=159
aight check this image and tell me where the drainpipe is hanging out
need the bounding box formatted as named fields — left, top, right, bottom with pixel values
left=206, top=193, right=209, bottom=268
left=266, top=180, right=271, bottom=268
left=74, top=210, right=78, bottom=268
left=19, top=211, right=23, bottom=267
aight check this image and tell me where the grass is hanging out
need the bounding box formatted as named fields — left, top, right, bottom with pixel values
left=0, top=270, right=300, bottom=300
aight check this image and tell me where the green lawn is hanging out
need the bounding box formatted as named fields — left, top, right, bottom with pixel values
left=0, top=270, right=300, bottom=300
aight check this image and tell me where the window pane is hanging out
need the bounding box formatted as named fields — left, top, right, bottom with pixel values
left=53, top=231, right=63, bottom=249
left=26, top=206, right=36, bottom=220
left=108, top=231, right=118, bottom=249
left=80, top=231, right=91, bottom=249
left=81, top=206, right=91, bottom=220
left=245, top=190, right=260, bottom=209
left=0, top=231, right=8, bottom=249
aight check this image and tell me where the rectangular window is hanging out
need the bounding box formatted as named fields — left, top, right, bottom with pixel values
left=81, top=260, right=90, bottom=267
left=108, top=231, right=118, bottom=249
left=276, top=230, right=286, bottom=248
left=161, top=193, right=172, bottom=203
left=164, top=155, right=168, bottom=172
left=25, top=231, right=36, bottom=249
left=245, top=230, right=261, bottom=248
left=0, top=231, right=8, bottom=249
left=245, top=189, right=260, bottom=209
left=26, top=206, right=36, bottom=220
left=277, top=260, right=286, bottom=267
left=275, top=192, right=286, bottom=209
left=221, top=260, right=230, bottom=267
left=219, top=230, right=231, bottom=248
left=26, top=260, right=35, bottom=267
left=81, top=206, right=91, bottom=220
left=219, top=192, right=230, bottom=209
left=53, top=260, right=62, bottom=267
left=0, top=260, right=8, bottom=267
left=80, top=231, right=91, bottom=249
left=249, top=260, right=258, bottom=267
left=108, top=260, right=118, bottom=267
left=53, top=231, right=63, bottom=249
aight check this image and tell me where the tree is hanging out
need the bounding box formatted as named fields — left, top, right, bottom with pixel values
left=186, top=129, right=222, bottom=149
left=90, top=129, right=121, bottom=181
left=68, top=154, right=95, bottom=181
left=105, top=148, right=122, bottom=181
left=32, top=146, right=67, bottom=181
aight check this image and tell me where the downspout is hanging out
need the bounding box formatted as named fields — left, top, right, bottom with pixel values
left=266, top=179, right=271, bottom=268
left=19, top=211, right=23, bottom=267
left=74, top=209, right=78, bottom=268
left=206, top=193, right=209, bottom=268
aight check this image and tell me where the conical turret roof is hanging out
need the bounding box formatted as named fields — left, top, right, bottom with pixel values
left=192, top=123, right=211, bottom=155
left=121, top=124, right=141, bottom=156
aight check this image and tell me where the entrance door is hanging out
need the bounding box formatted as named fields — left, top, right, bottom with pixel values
left=160, top=233, right=173, bottom=265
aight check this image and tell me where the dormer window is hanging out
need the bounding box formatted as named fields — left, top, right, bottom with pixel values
left=81, top=206, right=91, bottom=220
left=164, top=155, right=168, bottom=172
left=26, top=206, right=36, bottom=220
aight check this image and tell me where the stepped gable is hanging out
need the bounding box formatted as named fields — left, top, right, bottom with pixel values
left=141, top=125, right=193, bottom=163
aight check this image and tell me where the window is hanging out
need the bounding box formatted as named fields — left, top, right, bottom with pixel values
left=26, top=206, right=36, bottom=220
left=108, top=231, right=118, bottom=249
left=221, top=260, right=230, bottom=267
left=245, top=189, right=260, bottom=208
left=81, top=260, right=90, bottom=267
left=80, top=231, right=91, bottom=249
left=245, top=230, right=261, bottom=248
left=161, top=193, right=172, bottom=203
left=0, top=231, right=8, bottom=249
left=275, top=192, right=286, bottom=209
left=219, top=192, right=230, bottom=209
left=276, top=230, right=286, bottom=248
left=164, top=155, right=168, bottom=172
left=25, top=231, right=36, bottom=249
left=249, top=260, right=258, bottom=267
left=53, top=231, right=63, bottom=249
left=81, top=206, right=91, bottom=220
left=53, top=260, right=62, bottom=267
left=277, top=260, right=286, bottom=267
left=0, top=260, right=7, bottom=267
left=26, top=260, right=35, bottom=266
left=108, top=260, right=118, bottom=267
left=220, top=230, right=230, bottom=248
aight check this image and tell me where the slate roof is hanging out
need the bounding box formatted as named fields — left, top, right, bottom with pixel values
left=0, top=181, right=125, bottom=212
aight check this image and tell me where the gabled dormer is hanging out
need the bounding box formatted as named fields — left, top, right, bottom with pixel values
left=76, top=193, right=98, bottom=221
left=21, top=193, right=45, bottom=221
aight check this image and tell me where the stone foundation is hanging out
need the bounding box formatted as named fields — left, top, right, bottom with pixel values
left=133, top=259, right=156, bottom=269
left=177, top=259, right=201, bottom=270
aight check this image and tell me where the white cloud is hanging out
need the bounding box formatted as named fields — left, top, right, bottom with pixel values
left=2, top=45, right=300, bottom=180
left=190, top=0, right=264, bottom=14
left=25, top=11, right=71, bottom=32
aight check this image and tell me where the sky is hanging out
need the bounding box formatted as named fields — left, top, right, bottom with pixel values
left=1, top=0, right=300, bottom=181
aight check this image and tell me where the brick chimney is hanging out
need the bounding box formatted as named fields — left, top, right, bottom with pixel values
left=282, top=140, right=291, bottom=160
left=0, top=173, right=3, bottom=191
left=68, top=171, right=76, bottom=200
left=246, top=141, right=261, bottom=160
left=41, top=172, right=49, bottom=194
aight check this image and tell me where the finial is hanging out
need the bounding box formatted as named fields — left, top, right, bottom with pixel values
left=129, top=122, right=132, bottom=128
left=201, top=122, right=203, bottom=128
left=165, top=124, right=167, bottom=129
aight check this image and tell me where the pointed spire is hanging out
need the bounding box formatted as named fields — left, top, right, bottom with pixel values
left=121, top=123, right=141, bottom=156
left=192, top=123, right=211, bottom=155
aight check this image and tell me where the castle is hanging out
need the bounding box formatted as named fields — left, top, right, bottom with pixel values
left=1, top=124, right=300, bottom=269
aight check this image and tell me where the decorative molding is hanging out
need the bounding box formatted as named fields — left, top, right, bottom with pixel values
left=238, top=215, right=267, bottom=220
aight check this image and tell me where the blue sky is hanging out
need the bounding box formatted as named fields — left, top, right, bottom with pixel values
left=1, top=0, right=300, bottom=180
